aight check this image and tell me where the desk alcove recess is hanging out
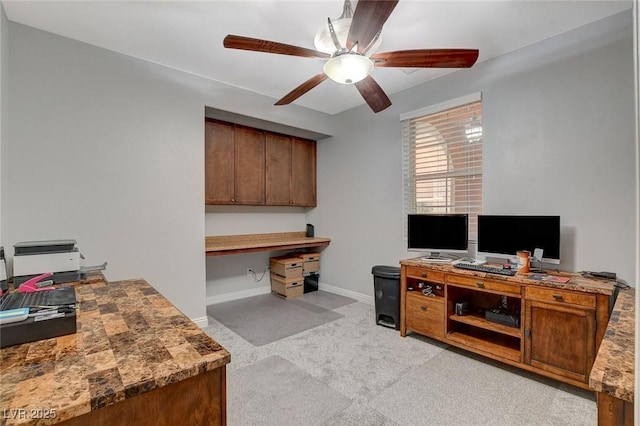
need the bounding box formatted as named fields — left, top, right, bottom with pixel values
left=400, top=259, right=614, bottom=389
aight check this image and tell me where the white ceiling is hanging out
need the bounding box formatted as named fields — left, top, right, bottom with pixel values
left=2, top=1, right=632, bottom=115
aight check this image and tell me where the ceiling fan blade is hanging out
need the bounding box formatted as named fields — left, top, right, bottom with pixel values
left=355, top=76, right=392, bottom=113
left=275, top=73, right=329, bottom=106
left=371, top=49, right=479, bottom=68
left=224, top=35, right=330, bottom=59
left=347, top=0, right=398, bottom=52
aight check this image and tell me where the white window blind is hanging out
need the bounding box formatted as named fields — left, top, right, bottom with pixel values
left=402, top=94, right=483, bottom=239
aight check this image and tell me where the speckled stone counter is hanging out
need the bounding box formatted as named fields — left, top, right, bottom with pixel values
left=589, top=287, right=634, bottom=425
left=401, top=257, right=615, bottom=295
left=0, top=277, right=230, bottom=426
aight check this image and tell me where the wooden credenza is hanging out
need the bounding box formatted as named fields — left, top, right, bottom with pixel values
left=400, top=259, right=615, bottom=389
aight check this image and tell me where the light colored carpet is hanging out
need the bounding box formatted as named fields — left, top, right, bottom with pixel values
left=228, top=355, right=352, bottom=426
left=205, top=291, right=596, bottom=425
left=206, top=292, right=356, bottom=346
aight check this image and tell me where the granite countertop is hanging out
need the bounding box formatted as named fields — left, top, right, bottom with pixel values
left=590, top=287, right=635, bottom=402
left=400, top=258, right=615, bottom=295
left=0, top=277, right=230, bottom=425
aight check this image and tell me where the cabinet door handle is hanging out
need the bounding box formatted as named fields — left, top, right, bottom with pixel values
left=552, top=294, right=563, bottom=300
left=420, top=306, right=427, bottom=312
left=476, top=282, right=485, bottom=288
left=525, top=329, right=531, bottom=337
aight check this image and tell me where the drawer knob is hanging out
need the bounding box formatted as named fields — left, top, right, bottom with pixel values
left=420, top=305, right=427, bottom=312
left=421, top=272, right=427, bottom=278
left=552, top=294, right=563, bottom=300
left=476, top=282, right=485, bottom=288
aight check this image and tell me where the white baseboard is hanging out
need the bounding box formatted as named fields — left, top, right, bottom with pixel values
left=318, top=281, right=374, bottom=305
left=191, top=316, right=209, bottom=328
left=204, top=282, right=374, bottom=307
left=206, top=285, right=271, bottom=305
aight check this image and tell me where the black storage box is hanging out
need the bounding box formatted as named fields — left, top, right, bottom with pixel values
left=0, top=312, right=77, bottom=348
left=303, top=272, right=319, bottom=293
left=485, top=309, right=520, bottom=328
left=372, top=265, right=401, bottom=330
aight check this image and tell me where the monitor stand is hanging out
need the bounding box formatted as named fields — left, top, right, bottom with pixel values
left=420, top=253, right=453, bottom=263
left=420, top=257, right=452, bottom=263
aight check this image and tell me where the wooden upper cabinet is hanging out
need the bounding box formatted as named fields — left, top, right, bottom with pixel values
left=265, top=134, right=317, bottom=207
left=205, top=120, right=234, bottom=204
left=291, top=137, right=316, bottom=206
left=205, top=120, right=265, bottom=205
left=265, top=133, right=292, bottom=206
left=233, top=126, right=265, bottom=205
left=206, top=119, right=316, bottom=207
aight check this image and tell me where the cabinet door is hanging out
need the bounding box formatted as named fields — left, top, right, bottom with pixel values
left=205, top=120, right=234, bottom=204
left=265, top=133, right=293, bottom=206
left=524, top=300, right=595, bottom=383
left=234, top=126, right=265, bottom=205
left=290, top=137, right=316, bottom=207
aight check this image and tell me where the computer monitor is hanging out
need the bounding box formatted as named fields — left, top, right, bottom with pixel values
left=477, top=215, right=561, bottom=264
left=407, top=214, right=469, bottom=260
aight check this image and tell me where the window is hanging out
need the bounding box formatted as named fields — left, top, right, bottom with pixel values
left=401, top=93, right=483, bottom=239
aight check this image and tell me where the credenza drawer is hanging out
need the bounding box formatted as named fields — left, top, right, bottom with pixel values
left=446, top=274, right=521, bottom=295
left=525, top=286, right=595, bottom=308
left=406, top=292, right=444, bottom=339
left=405, top=267, right=445, bottom=283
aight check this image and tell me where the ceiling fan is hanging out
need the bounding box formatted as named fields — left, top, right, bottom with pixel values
left=223, top=0, right=479, bottom=113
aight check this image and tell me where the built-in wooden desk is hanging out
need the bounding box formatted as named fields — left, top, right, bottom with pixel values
left=205, top=232, right=330, bottom=256
left=590, top=287, right=635, bottom=426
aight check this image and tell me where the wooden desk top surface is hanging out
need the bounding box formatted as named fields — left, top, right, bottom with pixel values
left=400, top=258, right=615, bottom=295
left=0, top=276, right=230, bottom=425
left=590, top=287, right=635, bottom=402
left=206, top=231, right=331, bottom=256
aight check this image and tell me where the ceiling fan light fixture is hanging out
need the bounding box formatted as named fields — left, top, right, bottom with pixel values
left=324, top=52, right=374, bottom=84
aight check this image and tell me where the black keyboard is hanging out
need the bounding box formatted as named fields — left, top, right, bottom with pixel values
left=0, top=287, right=76, bottom=310
left=453, top=263, right=517, bottom=276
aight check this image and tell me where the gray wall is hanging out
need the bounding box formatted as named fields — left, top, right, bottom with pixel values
left=4, top=10, right=636, bottom=316
left=307, top=11, right=636, bottom=298
left=5, top=22, right=333, bottom=322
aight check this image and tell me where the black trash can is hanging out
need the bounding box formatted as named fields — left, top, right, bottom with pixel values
left=372, top=265, right=401, bottom=330
left=304, top=272, right=319, bottom=293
